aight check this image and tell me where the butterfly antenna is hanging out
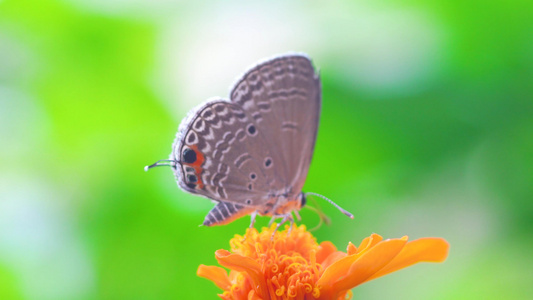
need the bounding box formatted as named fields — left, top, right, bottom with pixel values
left=304, top=204, right=331, bottom=231
left=144, top=159, right=179, bottom=171
left=305, top=192, right=354, bottom=219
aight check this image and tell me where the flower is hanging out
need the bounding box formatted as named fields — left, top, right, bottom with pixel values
left=198, top=224, right=449, bottom=300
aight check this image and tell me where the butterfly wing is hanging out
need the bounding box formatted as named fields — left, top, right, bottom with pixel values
left=171, top=100, right=286, bottom=207
left=230, top=54, right=321, bottom=194
left=171, top=54, right=320, bottom=225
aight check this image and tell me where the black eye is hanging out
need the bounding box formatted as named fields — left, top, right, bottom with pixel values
left=182, top=148, right=197, bottom=164
left=246, top=199, right=252, bottom=205
left=250, top=173, right=256, bottom=180
left=300, top=193, right=306, bottom=207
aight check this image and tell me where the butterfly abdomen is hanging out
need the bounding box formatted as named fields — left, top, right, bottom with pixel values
left=203, top=201, right=255, bottom=226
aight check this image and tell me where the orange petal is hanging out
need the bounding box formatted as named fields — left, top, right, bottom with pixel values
left=215, top=249, right=269, bottom=299
left=320, top=251, right=347, bottom=270
left=357, top=233, right=383, bottom=254
left=316, top=241, right=337, bottom=263
left=364, top=237, right=449, bottom=282
left=247, top=289, right=263, bottom=300
left=197, top=264, right=232, bottom=290
left=317, top=250, right=364, bottom=287
left=317, top=235, right=385, bottom=287
left=329, top=237, right=408, bottom=293
left=346, top=242, right=357, bottom=255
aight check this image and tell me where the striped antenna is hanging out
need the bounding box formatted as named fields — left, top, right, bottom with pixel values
left=305, top=192, right=354, bottom=219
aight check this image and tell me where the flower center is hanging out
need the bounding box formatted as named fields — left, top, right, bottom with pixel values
left=260, top=248, right=322, bottom=298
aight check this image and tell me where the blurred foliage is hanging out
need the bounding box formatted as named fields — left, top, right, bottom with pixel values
left=0, top=0, right=532, bottom=299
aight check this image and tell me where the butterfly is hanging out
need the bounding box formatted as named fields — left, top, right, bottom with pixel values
left=146, top=53, right=352, bottom=230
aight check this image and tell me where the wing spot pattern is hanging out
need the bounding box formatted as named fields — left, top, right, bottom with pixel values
left=186, top=131, right=197, bottom=144
left=257, top=101, right=271, bottom=112
left=264, top=157, right=273, bottom=168
left=247, top=124, right=257, bottom=136
left=252, top=112, right=263, bottom=121
left=235, top=153, right=252, bottom=169
left=281, top=121, right=299, bottom=132
left=235, top=129, right=246, bottom=141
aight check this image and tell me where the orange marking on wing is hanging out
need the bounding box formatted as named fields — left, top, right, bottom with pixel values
left=185, top=144, right=205, bottom=189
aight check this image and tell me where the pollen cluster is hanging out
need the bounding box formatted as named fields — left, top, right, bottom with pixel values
left=229, top=225, right=324, bottom=299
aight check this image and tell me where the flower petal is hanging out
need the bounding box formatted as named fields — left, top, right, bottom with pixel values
left=215, top=249, right=269, bottom=299
left=247, top=289, right=263, bottom=300
left=329, top=237, right=408, bottom=293
left=317, top=234, right=386, bottom=287
left=346, top=242, right=357, bottom=255
left=320, top=251, right=347, bottom=270
left=364, top=237, right=449, bottom=282
left=197, top=265, right=232, bottom=290
left=316, top=241, right=337, bottom=264
left=316, top=252, right=359, bottom=288
left=357, top=233, right=383, bottom=254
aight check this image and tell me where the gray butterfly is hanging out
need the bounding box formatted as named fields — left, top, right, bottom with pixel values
left=146, top=53, right=352, bottom=229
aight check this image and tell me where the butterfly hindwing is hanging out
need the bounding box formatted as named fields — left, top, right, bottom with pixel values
left=172, top=100, right=285, bottom=207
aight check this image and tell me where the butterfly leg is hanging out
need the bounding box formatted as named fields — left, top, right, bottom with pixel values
left=287, top=212, right=296, bottom=237
left=249, top=211, right=258, bottom=228
left=242, top=211, right=259, bottom=242
left=272, top=213, right=294, bottom=240
left=293, top=209, right=302, bottom=221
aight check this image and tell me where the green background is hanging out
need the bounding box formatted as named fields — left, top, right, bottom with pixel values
left=1, top=0, right=532, bottom=299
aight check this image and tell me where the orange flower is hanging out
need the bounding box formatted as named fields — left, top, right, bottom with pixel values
left=198, top=224, right=449, bottom=300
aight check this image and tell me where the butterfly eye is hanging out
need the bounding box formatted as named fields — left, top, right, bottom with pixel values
left=300, top=193, right=306, bottom=207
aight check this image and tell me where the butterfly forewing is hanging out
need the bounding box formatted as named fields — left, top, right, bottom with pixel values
left=230, top=55, right=320, bottom=194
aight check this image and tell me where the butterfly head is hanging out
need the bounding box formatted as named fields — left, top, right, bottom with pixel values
left=299, top=192, right=307, bottom=209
